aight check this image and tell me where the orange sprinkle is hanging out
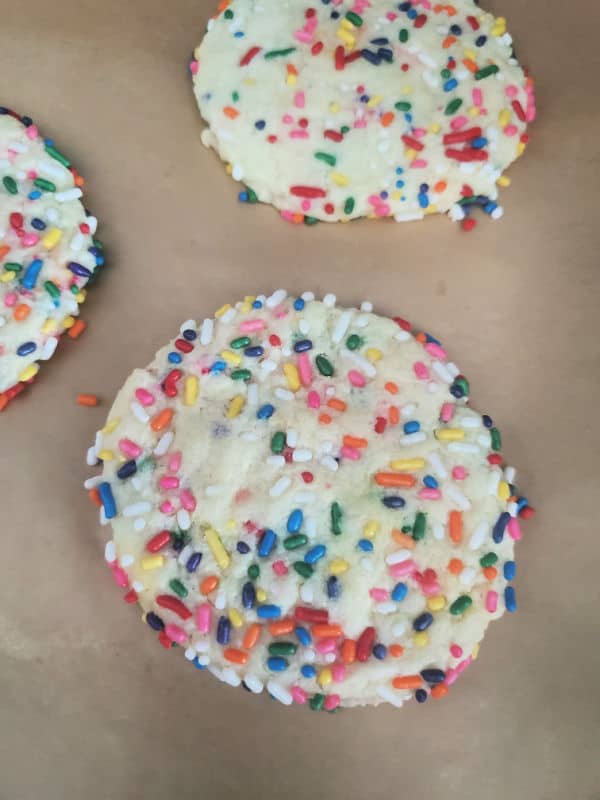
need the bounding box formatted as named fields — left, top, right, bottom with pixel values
left=223, top=106, right=239, bottom=119
left=449, top=510, right=463, bottom=543
left=483, top=566, right=498, bottom=581
left=291, top=213, right=304, bottom=225
left=0, top=394, right=7, bottom=413
left=380, top=111, right=395, bottom=127
left=150, top=408, right=174, bottom=431
left=343, top=435, right=368, bottom=449
left=374, top=472, right=416, bottom=489
left=318, top=413, right=332, bottom=425
left=268, top=618, right=295, bottom=636
left=341, top=638, right=356, bottom=664
left=76, top=393, right=98, bottom=407
left=13, top=304, right=31, bottom=321
left=200, top=575, right=219, bottom=594
left=312, top=624, right=343, bottom=638
left=431, top=684, right=449, bottom=699
left=448, top=558, right=463, bottom=574
left=388, top=405, right=400, bottom=425
left=389, top=644, right=404, bottom=658
left=88, top=487, right=101, bottom=507
left=415, top=332, right=427, bottom=344
left=286, top=63, right=298, bottom=76
left=74, top=174, right=85, bottom=188
left=223, top=647, right=248, bottom=665
left=442, top=35, right=457, bottom=48
left=434, top=180, right=447, bottom=193
left=393, top=675, right=422, bottom=690
left=0, top=244, right=11, bottom=260
left=327, top=397, right=347, bottom=412
left=67, top=319, right=86, bottom=338
left=463, top=58, right=478, bottom=73
left=242, top=622, right=261, bottom=649
left=384, top=381, right=398, bottom=394
left=392, top=529, right=416, bottom=549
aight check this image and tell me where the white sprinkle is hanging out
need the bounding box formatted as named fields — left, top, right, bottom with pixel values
left=469, top=522, right=489, bottom=550
left=205, top=485, right=222, bottom=496
left=418, top=51, right=436, bottom=68
left=427, top=381, right=439, bottom=394
left=200, top=318, right=214, bottom=345
left=241, top=431, right=259, bottom=442
left=154, top=432, right=173, bottom=456
left=231, top=164, right=244, bottom=181
left=177, top=509, right=191, bottom=530
left=446, top=362, right=460, bottom=378
left=504, top=466, right=516, bottom=483
left=39, top=159, right=65, bottom=179
left=184, top=647, right=197, bottom=662
left=400, top=432, right=427, bottom=446
left=267, top=681, right=293, bottom=705
left=449, top=204, right=466, bottom=222
left=477, top=432, right=492, bottom=448
left=320, top=455, right=339, bottom=472
left=132, top=581, right=144, bottom=593
left=270, top=476, right=291, bottom=497
left=445, top=485, right=472, bottom=511
left=69, top=232, right=85, bottom=251
left=131, top=477, right=143, bottom=492
left=40, top=337, right=58, bottom=360
left=487, top=471, right=501, bottom=496
left=298, top=319, right=310, bottom=335
left=247, top=383, right=258, bottom=406
left=460, top=567, right=476, bottom=586
left=432, top=360, right=453, bottom=383
left=86, top=215, right=98, bottom=234
left=360, top=300, right=373, bottom=312
left=179, top=319, right=196, bottom=334
left=84, top=475, right=103, bottom=489
left=131, top=401, right=150, bottom=423
left=340, top=349, right=377, bottom=377
left=385, top=549, right=411, bottom=565
left=286, top=429, right=298, bottom=448
left=274, top=388, right=294, bottom=401
left=301, top=291, right=315, bottom=302
left=104, top=541, right=116, bottom=563
left=303, top=648, right=316, bottom=663
left=221, top=307, right=237, bottom=324
left=394, top=211, right=424, bottom=222
left=427, top=452, right=448, bottom=479
left=133, top=518, right=146, bottom=532
left=260, top=359, right=277, bottom=378
left=448, top=442, right=480, bottom=454
left=292, top=449, right=312, bottom=462
left=196, top=654, right=210, bottom=667
left=122, top=502, right=151, bottom=517
left=195, top=640, right=210, bottom=653
left=392, top=622, right=406, bottom=637
left=294, top=491, right=315, bottom=504
left=394, top=329, right=411, bottom=342
left=377, top=686, right=405, bottom=707
left=457, top=415, right=480, bottom=428
left=305, top=517, right=317, bottom=539
left=360, top=558, right=374, bottom=572
left=507, top=501, right=518, bottom=516
left=433, top=523, right=445, bottom=541
left=55, top=188, right=82, bottom=202
left=300, top=584, right=314, bottom=603
left=244, top=675, right=264, bottom=694
left=376, top=601, right=397, bottom=615
left=322, top=293, right=337, bottom=307
left=324, top=652, right=336, bottom=664
left=355, top=315, right=370, bottom=328
left=400, top=404, right=416, bottom=418
left=86, top=446, right=98, bottom=466
left=267, top=455, right=285, bottom=468
left=281, top=346, right=292, bottom=357
left=491, top=206, right=504, bottom=220
left=120, top=554, right=134, bottom=567
left=266, top=288, right=287, bottom=308
left=332, top=310, right=352, bottom=343
left=222, top=668, right=241, bottom=687
left=214, top=591, right=226, bottom=610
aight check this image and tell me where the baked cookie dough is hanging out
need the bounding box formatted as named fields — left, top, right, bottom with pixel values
left=0, top=108, right=103, bottom=408
left=88, top=291, right=533, bottom=709
left=190, top=0, right=535, bottom=226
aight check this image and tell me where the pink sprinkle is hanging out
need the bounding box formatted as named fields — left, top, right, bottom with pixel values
left=505, top=85, right=519, bottom=98
left=112, top=566, right=129, bottom=588
left=118, top=438, right=142, bottom=458
left=486, top=590, right=498, bottom=613
left=456, top=655, right=473, bottom=674
left=375, top=203, right=390, bottom=217
left=386, top=11, right=397, bottom=19
left=472, top=87, right=483, bottom=106
left=179, top=489, right=197, bottom=511
left=282, top=113, right=294, bottom=124
left=425, top=342, right=447, bottom=359
left=168, top=451, right=182, bottom=472
left=369, top=587, right=389, bottom=601
left=410, top=158, right=428, bottom=168
left=412, top=127, right=427, bottom=137
left=450, top=115, right=468, bottom=130
left=294, top=91, right=305, bottom=108
left=294, top=29, right=312, bottom=43
left=450, top=644, right=463, bottom=658
left=301, top=199, right=311, bottom=211
left=452, top=465, right=467, bottom=480
left=445, top=667, right=459, bottom=686
left=22, top=233, right=39, bottom=247
left=306, top=16, right=317, bottom=33
left=290, top=130, right=309, bottom=139
left=159, top=500, right=175, bottom=515
left=368, top=194, right=381, bottom=207
left=165, top=624, right=187, bottom=645
left=4, top=291, right=17, bottom=308
left=135, top=387, right=155, bottom=406
left=354, top=118, right=367, bottom=129
left=389, top=559, right=417, bottom=578
left=324, top=694, right=341, bottom=711
left=332, top=664, right=346, bottom=682
left=440, top=401, right=454, bottom=422
left=297, top=352, right=313, bottom=387
left=503, top=124, right=518, bottom=136
left=159, top=475, right=179, bottom=490
left=196, top=603, right=211, bottom=633
left=291, top=686, right=308, bottom=704
left=315, top=637, right=337, bottom=654
left=240, top=319, right=266, bottom=332
left=234, top=488, right=251, bottom=504
left=348, top=369, right=366, bottom=387
left=340, top=446, right=361, bottom=460
left=189, top=60, right=199, bottom=75
left=507, top=517, right=522, bottom=540
left=418, top=488, right=442, bottom=500
left=25, top=124, right=38, bottom=139
left=413, top=361, right=430, bottom=380
left=272, top=559, right=288, bottom=576
left=421, top=581, right=441, bottom=596
left=307, top=390, right=321, bottom=409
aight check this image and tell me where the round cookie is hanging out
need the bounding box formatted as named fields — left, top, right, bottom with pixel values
left=0, top=108, right=103, bottom=409
left=88, top=291, right=533, bottom=710
left=190, top=0, right=535, bottom=227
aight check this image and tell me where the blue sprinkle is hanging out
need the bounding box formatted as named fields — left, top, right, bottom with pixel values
left=392, top=582, right=408, bottom=602
left=330, top=9, right=340, bottom=18
left=471, top=136, right=489, bottom=149
left=398, top=1, right=412, bottom=11
left=482, top=414, right=493, bottom=428
left=423, top=475, right=438, bottom=489
left=503, top=560, right=516, bottom=581
left=233, top=30, right=244, bottom=37
left=67, top=261, right=92, bottom=278
left=475, top=35, right=487, bottom=46
left=258, top=529, right=277, bottom=557
left=257, top=604, right=281, bottom=619
left=242, top=581, right=256, bottom=609
left=305, top=544, right=326, bottom=564
left=484, top=201, right=497, bottom=214
left=413, top=612, right=433, bottom=631
left=373, top=644, right=387, bottom=659
left=236, top=541, right=250, bottom=554
left=382, top=496, right=405, bottom=509
left=182, top=328, right=197, bottom=341
left=380, top=190, right=389, bottom=200
left=287, top=509, right=303, bottom=533
left=28, top=190, right=42, bottom=200
left=301, top=664, right=316, bottom=678
left=293, top=297, right=305, bottom=310
left=425, top=333, right=442, bottom=345
left=257, top=403, right=275, bottom=420
left=415, top=688, right=428, bottom=703
left=168, top=352, right=182, bottom=364
left=395, top=167, right=404, bottom=175
left=421, top=668, right=445, bottom=684
left=255, top=119, right=266, bottom=130
left=493, top=511, right=510, bottom=543
left=22, top=258, right=43, bottom=289
left=407, top=7, right=417, bottom=19
left=238, top=191, right=248, bottom=202
left=418, top=193, right=429, bottom=209
left=244, top=345, right=264, bottom=357
left=267, top=656, right=288, bottom=671
left=403, top=420, right=420, bottom=434
left=98, top=482, right=116, bottom=519
left=217, top=616, right=231, bottom=644
left=116, top=460, right=137, bottom=480
left=450, top=24, right=462, bottom=34
left=419, top=182, right=429, bottom=192
left=377, top=47, right=393, bottom=62
left=210, top=360, right=227, bottom=374
left=293, top=339, right=313, bottom=353
left=193, top=657, right=206, bottom=670
left=443, top=78, right=458, bottom=92
left=146, top=612, right=164, bottom=631
left=371, top=37, right=389, bottom=45
left=16, top=341, right=36, bottom=357
left=30, top=217, right=46, bottom=230
left=396, top=180, right=405, bottom=189
left=295, top=626, right=311, bottom=646
left=404, top=112, right=412, bottom=123
left=252, top=300, right=263, bottom=309
left=357, top=539, right=373, bottom=552
left=504, top=586, right=517, bottom=612
left=517, top=497, right=529, bottom=512
left=326, top=576, right=341, bottom=599
left=361, top=49, right=381, bottom=65
left=186, top=552, right=203, bottom=572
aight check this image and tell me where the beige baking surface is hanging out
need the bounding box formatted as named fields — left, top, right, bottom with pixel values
left=1, top=1, right=598, bottom=798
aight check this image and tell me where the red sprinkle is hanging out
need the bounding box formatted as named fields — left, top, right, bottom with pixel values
left=356, top=626, right=376, bottom=661
left=414, top=13, right=427, bottom=27
left=123, top=589, right=138, bottom=604
left=334, top=45, right=345, bottom=71
left=374, top=416, right=387, bottom=434
left=401, top=134, right=424, bottom=151
left=311, top=41, right=324, bottom=56
left=324, top=129, right=343, bottom=142
left=442, top=127, right=482, bottom=145
left=239, top=46, right=261, bottom=66
left=487, top=454, right=503, bottom=466
left=156, top=595, right=192, bottom=620
left=461, top=218, right=477, bottom=232
left=290, top=185, right=327, bottom=198
left=445, top=147, right=488, bottom=162
left=344, top=50, right=362, bottom=65
left=301, top=471, right=314, bottom=483
left=158, top=631, right=172, bottom=649
left=512, top=100, right=526, bottom=122
left=520, top=506, right=536, bottom=519
left=269, top=334, right=281, bottom=346
left=174, top=338, right=194, bottom=353
left=294, top=606, right=329, bottom=624
left=466, top=15, right=479, bottom=30
left=146, top=530, right=172, bottom=553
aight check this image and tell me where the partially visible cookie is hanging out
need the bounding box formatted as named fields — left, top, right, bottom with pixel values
left=0, top=108, right=103, bottom=409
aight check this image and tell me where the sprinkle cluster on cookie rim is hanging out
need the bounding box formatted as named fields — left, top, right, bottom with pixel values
left=190, top=0, right=535, bottom=229
left=88, top=291, right=534, bottom=710
left=0, top=107, right=104, bottom=410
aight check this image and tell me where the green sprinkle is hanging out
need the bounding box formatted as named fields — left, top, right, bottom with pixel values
left=2, top=176, right=18, bottom=194
left=449, top=595, right=473, bottom=615
left=44, top=280, right=60, bottom=299
left=136, top=456, right=155, bottom=472
left=33, top=178, right=56, bottom=192
left=314, top=151, right=337, bottom=167
left=441, top=68, right=452, bottom=79
left=345, top=334, right=362, bottom=351
left=230, top=336, right=250, bottom=349
left=224, top=8, right=233, bottom=18
left=268, top=641, right=297, bottom=656
left=169, top=578, right=188, bottom=598
left=454, top=376, right=470, bottom=396
left=271, top=431, right=286, bottom=454
left=245, top=186, right=258, bottom=203
left=230, top=368, right=251, bottom=381
left=316, top=354, right=334, bottom=376
left=45, top=145, right=70, bottom=167
left=171, top=531, right=191, bottom=550
left=399, top=28, right=409, bottom=43
left=309, top=693, right=325, bottom=711
left=248, top=563, right=260, bottom=580
left=331, top=502, right=343, bottom=535
left=490, top=427, right=502, bottom=452
left=264, top=46, right=296, bottom=59
left=475, top=64, right=499, bottom=80
left=394, top=101, right=412, bottom=111
left=445, top=98, right=463, bottom=115
left=413, top=512, right=426, bottom=540
left=304, top=215, right=319, bottom=225
left=480, top=552, right=498, bottom=567
left=344, top=197, right=355, bottom=215
left=4, top=262, right=22, bottom=273
left=231, top=90, right=240, bottom=102
left=340, top=125, right=350, bottom=134
left=401, top=524, right=412, bottom=534
left=345, top=11, right=363, bottom=26
left=284, top=534, right=308, bottom=550
left=293, top=561, right=313, bottom=579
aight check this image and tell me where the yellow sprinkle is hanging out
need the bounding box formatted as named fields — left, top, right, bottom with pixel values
left=242, top=78, right=256, bottom=87
left=367, top=95, right=383, bottom=108
left=227, top=519, right=236, bottom=529
left=402, top=86, right=413, bottom=95
left=392, top=191, right=402, bottom=201
left=221, top=349, right=241, bottom=366
left=18, top=363, right=39, bottom=382
left=226, top=394, right=246, bottom=419
left=329, top=102, right=340, bottom=114
left=41, top=319, right=58, bottom=335
left=184, top=375, right=199, bottom=406
left=228, top=608, right=244, bottom=628
left=256, top=588, right=267, bottom=603
left=337, top=29, right=355, bottom=48
left=435, top=428, right=465, bottom=441
left=363, top=520, right=380, bottom=539
left=141, top=555, right=164, bottom=570
left=425, top=203, right=438, bottom=215
left=329, top=558, right=349, bottom=575
left=429, top=122, right=441, bottom=134
left=329, top=171, right=349, bottom=187
left=472, top=642, right=480, bottom=660
left=286, top=73, right=297, bottom=86
left=497, top=175, right=511, bottom=187
left=41, top=227, right=62, bottom=250
left=498, top=109, right=510, bottom=128
left=206, top=527, right=230, bottom=570
left=427, top=595, right=447, bottom=612
left=243, top=295, right=255, bottom=304
left=97, top=449, right=114, bottom=461
left=74, top=291, right=86, bottom=303
left=517, top=142, right=526, bottom=156
left=468, top=106, right=479, bottom=117
left=283, top=362, right=300, bottom=392
left=225, top=164, right=233, bottom=175
left=0, top=271, right=15, bottom=283
left=497, top=480, right=510, bottom=501
left=340, top=18, right=355, bottom=30
left=240, top=302, right=252, bottom=313
left=391, top=458, right=426, bottom=471
left=413, top=632, right=429, bottom=647
left=215, top=303, right=232, bottom=318
left=102, top=417, right=121, bottom=435
left=463, top=48, right=476, bottom=60
left=405, top=148, right=417, bottom=161
left=365, top=348, right=383, bottom=363
left=194, top=46, right=200, bottom=58
left=62, top=315, right=75, bottom=329
left=318, top=668, right=333, bottom=688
